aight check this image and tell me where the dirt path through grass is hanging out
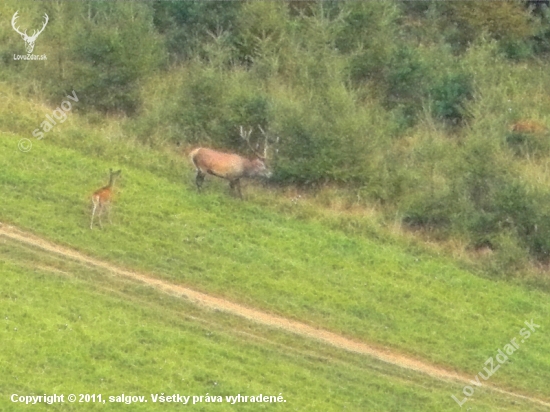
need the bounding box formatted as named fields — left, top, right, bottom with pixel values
left=1, top=222, right=549, bottom=408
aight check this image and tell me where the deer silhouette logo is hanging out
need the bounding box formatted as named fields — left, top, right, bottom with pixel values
left=11, top=11, right=48, bottom=54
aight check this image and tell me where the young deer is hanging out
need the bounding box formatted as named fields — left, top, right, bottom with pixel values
left=90, top=169, right=121, bottom=229
left=189, top=126, right=275, bottom=199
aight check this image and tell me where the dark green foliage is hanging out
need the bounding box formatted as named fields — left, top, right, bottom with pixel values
left=152, top=1, right=240, bottom=61
left=434, top=1, right=534, bottom=54
left=488, top=182, right=550, bottom=261
left=3, top=0, right=550, bottom=267
left=528, top=215, right=550, bottom=260
left=176, top=69, right=229, bottom=144
left=403, top=194, right=453, bottom=230
left=401, top=136, right=550, bottom=262
left=68, top=2, right=164, bottom=114
left=273, top=118, right=324, bottom=184
left=430, top=73, right=473, bottom=124
left=493, top=183, right=536, bottom=237
left=336, top=2, right=399, bottom=83
left=500, top=39, right=534, bottom=60
left=384, top=46, right=430, bottom=126
left=398, top=0, right=432, bottom=17
left=506, top=130, right=550, bottom=157
left=229, top=95, right=270, bottom=130
left=232, top=1, right=289, bottom=67
left=390, top=104, right=418, bottom=131
left=386, top=46, right=426, bottom=103
left=456, top=140, right=503, bottom=210
left=174, top=68, right=273, bottom=150
left=530, top=7, right=550, bottom=54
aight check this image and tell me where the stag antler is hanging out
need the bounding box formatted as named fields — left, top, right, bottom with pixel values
left=257, top=125, right=270, bottom=160
left=258, top=125, right=280, bottom=159
left=239, top=125, right=279, bottom=160
left=239, top=125, right=264, bottom=160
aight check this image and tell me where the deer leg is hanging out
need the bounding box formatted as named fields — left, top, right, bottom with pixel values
left=230, top=179, right=243, bottom=200
left=97, top=204, right=104, bottom=229
left=90, top=200, right=98, bottom=229
left=106, top=202, right=113, bottom=225
left=236, top=180, right=243, bottom=200
left=195, top=170, right=205, bottom=192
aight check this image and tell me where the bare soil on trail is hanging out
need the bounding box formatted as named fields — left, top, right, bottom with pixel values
left=1, top=222, right=549, bottom=408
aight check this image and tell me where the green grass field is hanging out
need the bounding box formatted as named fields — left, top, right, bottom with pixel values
left=0, top=134, right=549, bottom=410
left=1, top=238, right=547, bottom=411
left=3, top=1, right=550, bottom=409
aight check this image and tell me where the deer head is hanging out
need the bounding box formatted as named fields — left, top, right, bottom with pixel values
left=12, top=11, right=49, bottom=54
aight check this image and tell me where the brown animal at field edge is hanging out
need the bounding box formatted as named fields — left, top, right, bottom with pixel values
left=189, top=126, right=275, bottom=199
left=90, top=168, right=121, bottom=229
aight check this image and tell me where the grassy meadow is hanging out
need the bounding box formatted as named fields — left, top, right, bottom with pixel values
left=1, top=129, right=549, bottom=405
left=0, top=238, right=547, bottom=412
left=2, top=0, right=550, bottom=410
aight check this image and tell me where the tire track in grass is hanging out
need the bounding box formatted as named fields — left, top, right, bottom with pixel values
left=1, top=222, right=549, bottom=409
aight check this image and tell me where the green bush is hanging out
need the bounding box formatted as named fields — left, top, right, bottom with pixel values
left=435, top=1, right=534, bottom=53
left=336, top=2, right=399, bottom=84
left=152, top=1, right=240, bottom=62
left=506, top=130, right=550, bottom=157
left=4, top=0, right=550, bottom=269
left=500, top=39, right=534, bottom=60
left=174, top=67, right=274, bottom=150
left=384, top=46, right=430, bottom=127
left=67, top=2, right=164, bottom=114
left=528, top=218, right=550, bottom=260
left=430, top=72, right=473, bottom=124
left=233, top=1, right=289, bottom=66
left=403, top=194, right=453, bottom=230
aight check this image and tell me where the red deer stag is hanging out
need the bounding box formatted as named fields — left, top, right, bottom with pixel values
left=90, top=169, right=121, bottom=229
left=189, top=126, right=273, bottom=199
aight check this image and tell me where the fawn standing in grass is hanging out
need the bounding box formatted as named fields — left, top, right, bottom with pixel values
left=90, top=169, right=121, bottom=229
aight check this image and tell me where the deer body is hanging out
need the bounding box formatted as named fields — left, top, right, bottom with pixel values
left=90, top=169, right=121, bottom=229
left=190, top=148, right=271, bottom=199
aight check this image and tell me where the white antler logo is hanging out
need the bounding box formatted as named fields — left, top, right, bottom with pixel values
left=11, top=11, right=49, bottom=54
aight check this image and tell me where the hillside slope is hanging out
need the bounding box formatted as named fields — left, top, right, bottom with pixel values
left=1, top=135, right=549, bottom=404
